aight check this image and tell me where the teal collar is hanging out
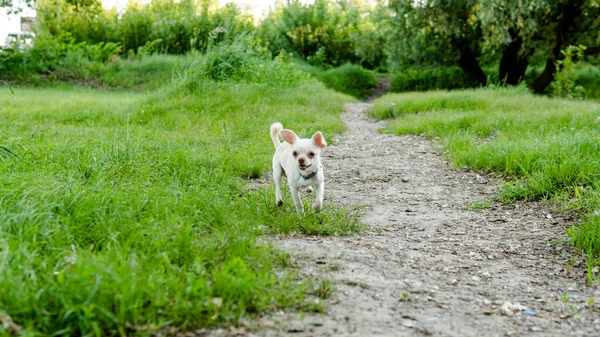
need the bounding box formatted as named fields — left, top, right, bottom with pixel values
left=298, top=167, right=318, bottom=180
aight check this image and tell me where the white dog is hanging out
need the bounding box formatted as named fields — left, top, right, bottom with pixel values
left=270, top=122, right=327, bottom=214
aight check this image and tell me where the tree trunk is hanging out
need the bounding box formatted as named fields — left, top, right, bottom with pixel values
left=499, top=29, right=530, bottom=85
left=530, top=0, right=583, bottom=94
left=458, top=43, right=487, bottom=86
left=530, top=57, right=557, bottom=94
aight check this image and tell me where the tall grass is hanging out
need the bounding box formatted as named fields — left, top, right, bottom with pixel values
left=0, top=44, right=360, bottom=335
left=371, top=88, right=600, bottom=269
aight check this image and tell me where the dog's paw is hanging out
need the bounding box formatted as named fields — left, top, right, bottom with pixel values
left=305, top=186, right=314, bottom=194
left=312, top=202, right=322, bottom=212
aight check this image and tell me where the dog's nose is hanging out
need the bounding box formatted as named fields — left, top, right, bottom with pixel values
left=298, top=158, right=305, bottom=164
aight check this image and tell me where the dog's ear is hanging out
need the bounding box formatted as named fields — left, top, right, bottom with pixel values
left=312, top=131, right=327, bottom=149
left=280, top=129, right=298, bottom=144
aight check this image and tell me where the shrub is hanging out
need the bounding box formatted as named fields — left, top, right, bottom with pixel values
left=575, top=63, right=600, bottom=99
left=257, top=0, right=387, bottom=70
left=0, top=33, right=121, bottom=83
left=391, top=67, right=476, bottom=92
left=551, top=45, right=587, bottom=99
left=36, top=0, right=254, bottom=56
left=197, top=38, right=309, bottom=87
left=318, top=63, right=377, bottom=99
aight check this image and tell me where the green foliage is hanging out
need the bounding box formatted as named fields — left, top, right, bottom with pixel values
left=36, top=0, right=254, bottom=55
left=387, top=0, right=478, bottom=70
left=551, top=45, right=587, bottom=99
left=187, top=39, right=310, bottom=88
left=0, top=32, right=121, bottom=83
left=0, top=52, right=360, bottom=335
left=318, top=63, right=377, bottom=99
left=569, top=210, right=600, bottom=266
left=372, top=87, right=600, bottom=267
left=387, top=0, right=600, bottom=91
left=575, top=63, right=600, bottom=99
left=258, top=0, right=388, bottom=69
left=391, top=67, right=476, bottom=92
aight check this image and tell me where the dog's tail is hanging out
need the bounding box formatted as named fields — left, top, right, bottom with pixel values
left=270, top=122, right=283, bottom=149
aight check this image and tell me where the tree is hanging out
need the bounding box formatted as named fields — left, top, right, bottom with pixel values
left=1, top=0, right=34, bottom=14
left=258, top=0, right=388, bottom=69
left=387, top=0, right=600, bottom=92
left=387, top=0, right=488, bottom=86
left=479, top=0, right=599, bottom=92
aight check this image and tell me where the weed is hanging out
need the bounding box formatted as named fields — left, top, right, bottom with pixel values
left=323, top=262, right=343, bottom=272
left=551, top=45, right=587, bottom=99
left=312, top=280, right=336, bottom=300
left=464, top=200, right=492, bottom=211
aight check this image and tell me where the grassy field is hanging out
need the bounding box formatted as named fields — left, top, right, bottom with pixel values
left=371, top=88, right=600, bottom=272
left=0, top=51, right=361, bottom=335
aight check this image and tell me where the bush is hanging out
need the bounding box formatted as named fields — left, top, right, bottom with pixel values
left=257, top=0, right=387, bottom=70
left=551, top=45, right=587, bottom=99
left=575, top=63, right=600, bottom=99
left=196, top=38, right=309, bottom=88
left=391, top=67, right=476, bottom=92
left=318, top=63, right=377, bottom=99
left=0, top=33, right=121, bottom=83
left=36, top=0, right=254, bottom=56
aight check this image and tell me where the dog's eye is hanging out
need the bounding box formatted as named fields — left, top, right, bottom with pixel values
left=308, top=152, right=314, bottom=158
left=292, top=151, right=298, bottom=157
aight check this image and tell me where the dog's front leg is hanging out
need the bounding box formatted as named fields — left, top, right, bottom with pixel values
left=289, top=185, right=304, bottom=214
left=312, top=182, right=324, bottom=211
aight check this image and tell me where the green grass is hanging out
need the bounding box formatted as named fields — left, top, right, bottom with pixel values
left=371, top=87, right=600, bottom=270
left=464, top=200, right=492, bottom=211
left=0, top=52, right=361, bottom=335
left=94, top=54, right=196, bottom=90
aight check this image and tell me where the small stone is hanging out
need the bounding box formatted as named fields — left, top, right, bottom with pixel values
left=402, top=320, right=416, bottom=328
left=500, top=302, right=527, bottom=316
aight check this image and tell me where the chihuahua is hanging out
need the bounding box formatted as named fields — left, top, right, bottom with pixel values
left=270, top=122, right=327, bottom=214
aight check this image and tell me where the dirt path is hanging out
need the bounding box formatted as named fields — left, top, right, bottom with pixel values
left=247, top=102, right=600, bottom=337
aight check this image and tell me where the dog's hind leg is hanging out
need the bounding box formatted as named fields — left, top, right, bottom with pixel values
left=273, top=162, right=284, bottom=206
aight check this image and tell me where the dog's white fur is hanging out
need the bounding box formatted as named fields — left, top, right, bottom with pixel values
left=270, top=122, right=327, bottom=214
